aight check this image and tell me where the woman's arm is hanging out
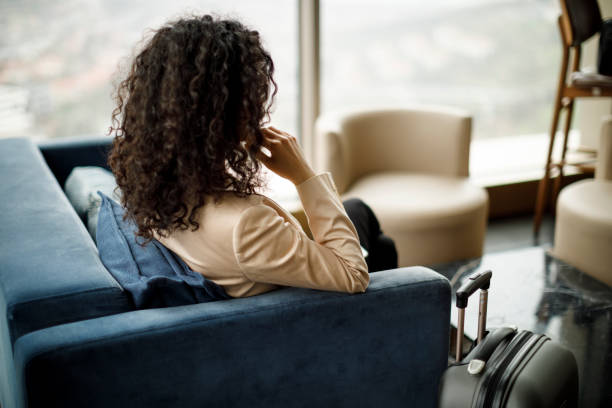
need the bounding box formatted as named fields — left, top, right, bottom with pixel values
left=231, top=127, right=369, bottom=293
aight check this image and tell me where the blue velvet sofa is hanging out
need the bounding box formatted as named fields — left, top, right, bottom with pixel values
left=0, top=136, right=451, bottom=408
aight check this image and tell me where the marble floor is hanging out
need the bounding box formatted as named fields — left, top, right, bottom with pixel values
left=432, top=215, right=612, bottom=408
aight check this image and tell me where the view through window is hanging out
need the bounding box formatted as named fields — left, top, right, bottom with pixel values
left=321, top=0, right=561, bottom=140
left=0, top=0, right=297, bottom=140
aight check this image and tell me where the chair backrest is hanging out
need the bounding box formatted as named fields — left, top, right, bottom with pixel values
left=561, top=0, right=602, bottom=46
left=315, top=108, right=471, bottom=193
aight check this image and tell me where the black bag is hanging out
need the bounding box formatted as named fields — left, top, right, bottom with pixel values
left=438, top=271, right=579, bottom=408
left=598, top=20, right=612, bottom=76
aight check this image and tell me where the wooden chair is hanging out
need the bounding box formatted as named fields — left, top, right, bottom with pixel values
left=533, top=0, right=612, bottom=235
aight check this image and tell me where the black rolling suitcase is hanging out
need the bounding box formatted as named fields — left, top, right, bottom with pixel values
left=438, top=271, right=579, bottom=408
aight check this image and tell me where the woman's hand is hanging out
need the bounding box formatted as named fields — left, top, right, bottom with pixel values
left=258, top=126, right=315, bottom=185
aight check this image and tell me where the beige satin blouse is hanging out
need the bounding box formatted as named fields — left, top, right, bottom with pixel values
left=157, top=173, right=369, bottom=298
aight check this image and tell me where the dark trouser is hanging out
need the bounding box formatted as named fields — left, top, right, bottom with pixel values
left=343, top=198, right=398, bottom=272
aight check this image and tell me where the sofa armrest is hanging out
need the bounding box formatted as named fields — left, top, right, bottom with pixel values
left=38, top=136, right=113, bottom=187
left=14, top=267, right=450, bottom=408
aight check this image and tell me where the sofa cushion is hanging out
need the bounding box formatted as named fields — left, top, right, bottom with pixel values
left=345, top=172, right=487, bottom=228
left=96, top=193, right=230, bottom=308
left=343, top=172, right=488, bottom=266
left=64, top=166, right=120, bottom=240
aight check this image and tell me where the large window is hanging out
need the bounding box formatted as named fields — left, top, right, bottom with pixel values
left=321, top=0, right=560, bottom=140
left=1, top=0, right=567, bottom=142
left=0, top=0, right=297, bottom=140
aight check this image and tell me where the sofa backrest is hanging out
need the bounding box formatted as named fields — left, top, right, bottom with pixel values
left=0, top=137, right=133, bottom=407
left=0, top=137, right=133, bottom=343
left=38, top=136, right=113, bottom=188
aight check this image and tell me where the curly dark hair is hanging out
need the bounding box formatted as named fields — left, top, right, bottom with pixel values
left=109, top=15, right=277, bottom=243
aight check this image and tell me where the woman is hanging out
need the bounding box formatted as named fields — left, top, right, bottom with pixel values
left=109, top=15, right=395, bottom=298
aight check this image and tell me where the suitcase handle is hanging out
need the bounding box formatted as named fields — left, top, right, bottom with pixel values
left=455, top=270, right=492, bottom=362
left=456, top=270, right=491, bottom=308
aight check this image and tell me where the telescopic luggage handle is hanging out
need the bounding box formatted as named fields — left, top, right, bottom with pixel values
left=455, top=270, right=492, bottom=362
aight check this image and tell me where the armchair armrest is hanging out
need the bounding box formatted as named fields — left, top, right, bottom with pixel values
left=314, top=114, right=353, bottom=194
left=38, top=136, right=113, bottom=187
left=14, top=267, right=451, bottom=408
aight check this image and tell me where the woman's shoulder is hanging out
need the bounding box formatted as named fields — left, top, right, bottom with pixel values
left=198, top=192, right=299, bottom=234
left=163, top=193, right=268, bottom=243
left=200, top=192, right=273, bottom=226
left=212, top=192, right=265, bottom=213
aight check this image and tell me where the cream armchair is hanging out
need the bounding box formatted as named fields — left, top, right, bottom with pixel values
left=554, top=116, right=612, bottom=287
left=314, top=107, right=489, bottom=266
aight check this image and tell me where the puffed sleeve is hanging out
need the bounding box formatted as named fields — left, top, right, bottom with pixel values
left=232, top=173, right=369, bottom=293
